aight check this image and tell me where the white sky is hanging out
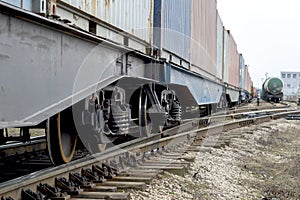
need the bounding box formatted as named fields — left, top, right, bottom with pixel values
left=217, top=0, right=300, bottom=87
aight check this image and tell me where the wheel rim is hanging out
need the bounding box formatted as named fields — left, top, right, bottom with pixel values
left=138, top=88, right=152, bottom=137
left=47, top=111, right=78, bottom=165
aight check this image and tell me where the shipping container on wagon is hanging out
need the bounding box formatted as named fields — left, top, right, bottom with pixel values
left=223, top=30, right=240, bottom=88
left=190, top=0, right=217, bottom=80
left=216, top=12, right=224, bottom=81
left=239, top=54, right=245, bottom=90
left=228, top=34, right=240, bottom=88
left=244, top=65, right=252, bottom=92
left=223, top=29, right=230, bottom=83
left=57, top=0, right=154, bottom=53
left=153, top=0, right=191, bottom=68
left=244, top=65, right=249, bottom=91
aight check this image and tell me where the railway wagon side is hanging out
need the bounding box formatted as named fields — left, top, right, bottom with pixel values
left=239, top=54, right=245, bottom=90
left=245, top=65, right=253, bottom=99
left=190, top=0, right=217, bottom=80
left=0, top=1, right=161, bottom=165
left=56, top=0, right=245, bottom=108
left=57, top=0, right=154, bottom=54
left=239, top=54, right=247, bottom=102
left=216, top=12, right=224, bottom=81
left=222, top=29, right=241, bottom=106
left=0, top=0, right=253, bottom=164
left=153, top=0, right=191, bottom=69
left=53, top=0, right=224, bottom=111
left=239, top=55, right=253, bottom=102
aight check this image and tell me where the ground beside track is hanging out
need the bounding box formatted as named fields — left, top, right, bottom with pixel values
left=130, top=118, right=300, bottom=200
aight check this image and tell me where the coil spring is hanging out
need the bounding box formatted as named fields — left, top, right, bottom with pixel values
left=170, top=100, right=182, bottom=121
left=108, top=106, right=130, bottom=135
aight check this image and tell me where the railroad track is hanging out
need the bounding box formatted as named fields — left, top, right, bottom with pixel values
left=0, top=104, right=291, bottom=159
left=0, top=136, right=46, bottom=158
left=1, top=107, right=299, bottom=199
left=216, top=100, right=290, bottom=116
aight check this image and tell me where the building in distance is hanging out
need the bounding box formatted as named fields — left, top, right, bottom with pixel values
left=281, top=71, right=300, bottom=101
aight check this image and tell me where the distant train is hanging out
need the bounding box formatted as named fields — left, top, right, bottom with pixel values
left=261, top=77, right=284, bottom=103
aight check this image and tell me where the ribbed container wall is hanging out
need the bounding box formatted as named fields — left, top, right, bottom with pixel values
left=249, top=79, right=253, bottom=93
left=245, top=66, right=252, bottom=92
left=2, top=0, right=21, bottom=7
left=216, top=13, right=224, bottom=80
left=153, top=0, right=191, bottom=61
left=244, top=65, right=249, bottom=92
left=190, top=0, right=217, bottom=79
left=223, top=29, right=230, bottom=83
left=2, top=0, right=33, bottom=11
left=228, top=34, right=240, bottom=87
left=60, top=0, right=154, bottom=44
left=239, top=54, right=245, bottom=89
left=248, top=69, right=251, bottom=92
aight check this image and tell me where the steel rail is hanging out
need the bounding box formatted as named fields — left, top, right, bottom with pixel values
left=0, top=109, right=299, bottom=199
left=0, top=106, right=294, bottom=164
left=0, top=106, right=289, bottom=159
left=215, top=104, right=290, bottom=116
left=0, top=137, right=46, bottom=158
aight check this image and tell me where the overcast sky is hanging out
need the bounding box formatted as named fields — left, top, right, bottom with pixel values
left=217, top=0, right=300, bottom=88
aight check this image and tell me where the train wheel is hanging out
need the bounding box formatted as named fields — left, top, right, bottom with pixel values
left=47, top=110, right=78, bottom=165
left=138, top=88, right=152, bottom=137
left=130, top=87, right=152, bottom=137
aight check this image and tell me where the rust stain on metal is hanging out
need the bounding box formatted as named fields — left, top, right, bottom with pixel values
left=47, top=0, right=57, bottom=15
left=92, top=0, right=96, bottom=15
left=105, top=0, right=111, bottom=20
left=105, top=0, right=111, bottom=9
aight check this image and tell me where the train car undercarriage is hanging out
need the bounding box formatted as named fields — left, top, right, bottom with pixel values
left=46, top=82, right=183, bottom=164
left=0, top=2, right=241, bottom=165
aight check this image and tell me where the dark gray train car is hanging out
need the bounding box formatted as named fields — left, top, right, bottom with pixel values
left=0, top=0, right=252, bottom=164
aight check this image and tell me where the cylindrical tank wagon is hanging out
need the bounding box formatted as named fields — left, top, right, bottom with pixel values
left=0, top=0, right=253, bottom=165
left=261, top=77, right=284, bottom=103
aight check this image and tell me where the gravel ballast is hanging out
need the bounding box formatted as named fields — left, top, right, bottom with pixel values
left=130, top=118, right=300, bottom=200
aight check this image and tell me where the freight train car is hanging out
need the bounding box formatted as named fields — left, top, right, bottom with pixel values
left=0, top=0, right=252, bottom=165
left=240, top=64, right=253, bottom=102
left=261, top=77, right=284, bottom=103
left=298, top=88, right=300, bottom=105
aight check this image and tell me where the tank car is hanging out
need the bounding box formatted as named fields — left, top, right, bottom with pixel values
left=261, top=77, right=284, bottom=103
left=0, top=1, right=252, bottom=165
